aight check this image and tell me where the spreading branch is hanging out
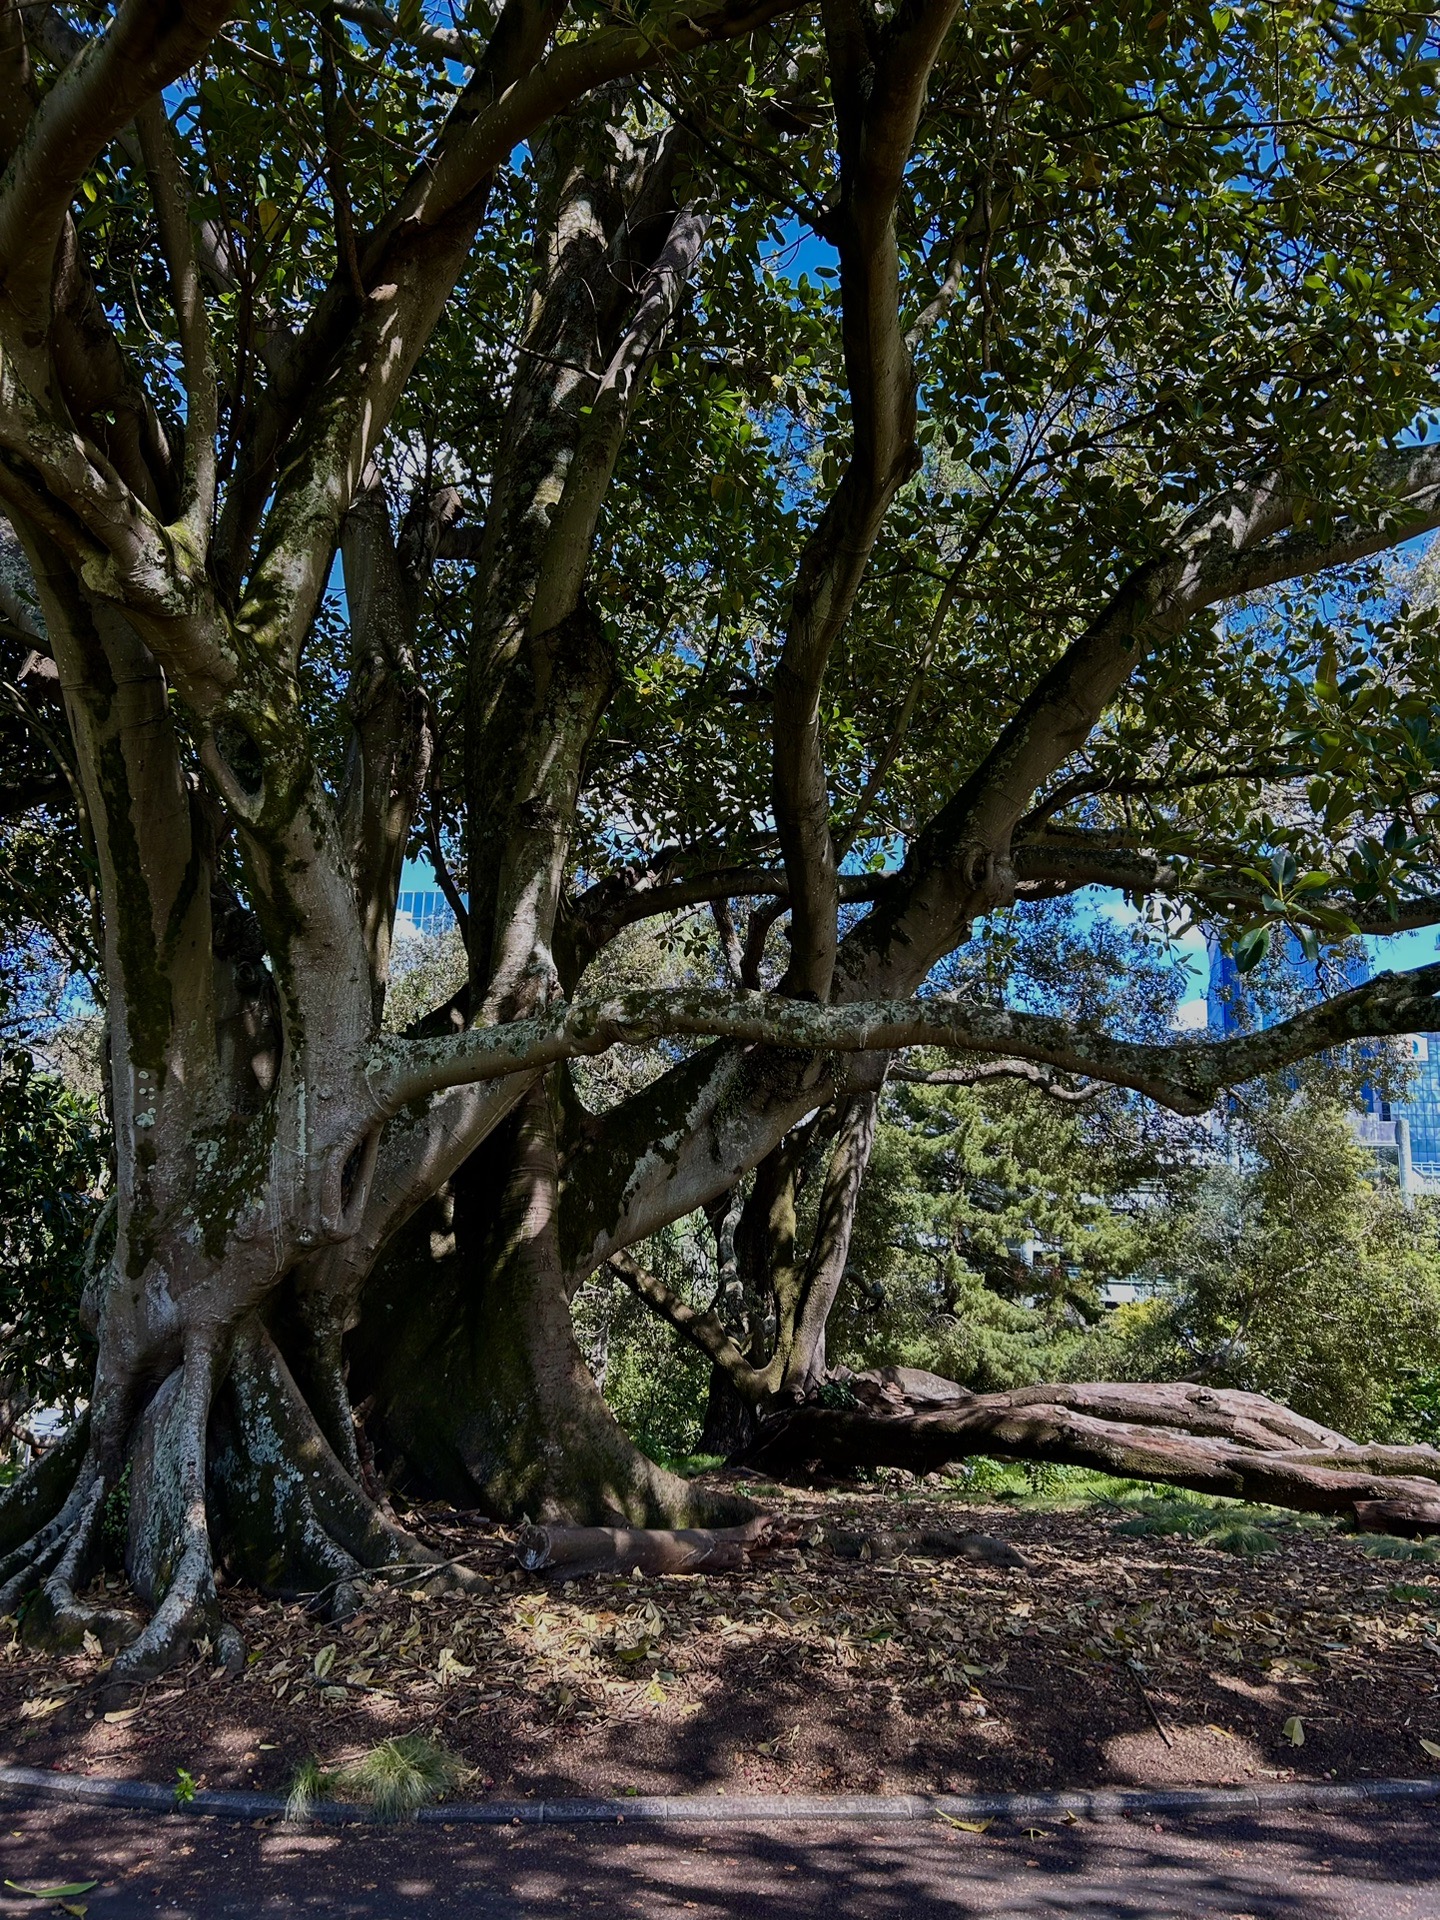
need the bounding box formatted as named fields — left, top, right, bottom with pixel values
left=0, top=0, right=233, bottom=335
left=371, top=959, right=1440, bottom=1117
left=846, top=445, right=1440, bottom=989
left=241, top=0, right=791, bottom=681
left=771, top=0, right=961, bottom=998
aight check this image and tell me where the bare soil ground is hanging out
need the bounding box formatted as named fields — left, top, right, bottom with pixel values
left=4, top=1472, right=1440, bottom=1803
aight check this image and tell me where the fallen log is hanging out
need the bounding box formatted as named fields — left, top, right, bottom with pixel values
left=514, top=1516, right=771, bottom=1580
left=748, top=1377, right=1440, bottom=1532
left=1353, top=1496, right=1440, bottom=1537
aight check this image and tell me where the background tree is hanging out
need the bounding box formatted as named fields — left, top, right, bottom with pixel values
left=0, top=1045, right=104, bottom=1457
left=1090, top=1091, right=1440, bottom=1440
left=5, top=0, right=1440, bottom=1678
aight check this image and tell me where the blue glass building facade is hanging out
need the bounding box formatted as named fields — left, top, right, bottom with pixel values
left=1397, top=1033, right=1440, bottom=1184
left=1205, top=933, right=1440, bottom=1190
left=395, top=857, right=462, bottom=938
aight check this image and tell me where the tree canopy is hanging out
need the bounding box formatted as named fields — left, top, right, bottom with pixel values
left=5, top=0, right=1440, bottom=1676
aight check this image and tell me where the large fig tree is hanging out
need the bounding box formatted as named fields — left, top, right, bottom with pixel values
left=5, top=0, right=1440, bottom=1676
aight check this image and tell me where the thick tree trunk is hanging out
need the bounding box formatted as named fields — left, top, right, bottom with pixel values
left=353, top=1093, right=755, bottom=1528
left=0, top=529, right=458, bottom=1677
left=747, top=1371, right=1440, bottom=1530
left=699, top=1368, right=760, bottom=1460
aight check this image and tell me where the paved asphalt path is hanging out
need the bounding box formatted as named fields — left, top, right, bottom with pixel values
left=2, top=1799, right=1440, bottom=1918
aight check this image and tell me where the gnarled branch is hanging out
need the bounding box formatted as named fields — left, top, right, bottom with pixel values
left=372, top=958, right=1440, bottom=1117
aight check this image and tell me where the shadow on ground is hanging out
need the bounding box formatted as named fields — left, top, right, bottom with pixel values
left=3, top=1798, right=1440, bottom=1917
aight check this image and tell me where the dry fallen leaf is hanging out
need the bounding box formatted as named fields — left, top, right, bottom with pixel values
left=18, top=1697, right=68, bottom=1721
left=1420, top=1737, right=1440, bottom=1761
left=103, top=1707, right=140, bottom=1726
left=4, top=1883, right=98, bottom=1901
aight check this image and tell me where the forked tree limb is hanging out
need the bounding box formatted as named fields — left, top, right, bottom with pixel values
left=745, top=1374, right=1440, bottom=1531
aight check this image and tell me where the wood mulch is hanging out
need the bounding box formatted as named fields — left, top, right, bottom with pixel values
left=3, top=1471, right=1439, bottom=1802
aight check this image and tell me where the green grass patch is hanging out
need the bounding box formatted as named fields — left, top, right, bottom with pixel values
left=1352, top=1534, right=1440, bottom=1564
left=1200, top=1519, right=1280, bottom=1557
left=287, top=1736, right=463, bottom=1822
left=1389, top=1581, right=1438, bottom=1604
left=644, top=1450, right=727, bottom=1478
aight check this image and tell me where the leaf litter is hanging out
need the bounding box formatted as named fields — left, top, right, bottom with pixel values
left=4, top=1472, right=1440, bottom=1799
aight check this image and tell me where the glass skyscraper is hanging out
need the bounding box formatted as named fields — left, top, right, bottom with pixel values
left=1206, top=933, right=1440, bottom=1192
left=394, top=857, right=462, bottom=939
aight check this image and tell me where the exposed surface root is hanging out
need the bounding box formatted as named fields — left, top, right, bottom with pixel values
left=0, top=1418, right=90, bottom=1559
left=107, top=1350, right=230, bottom=1683
left=750, top=1370, right=1440, bottom=1529
left=515, top=1515, right=772, bottom=1578
left=1, top=1329, right=490, bottom=1689
left=0, top=1445, right=141, bottom=1655
left=208, top=1324, right=467, bottom=1619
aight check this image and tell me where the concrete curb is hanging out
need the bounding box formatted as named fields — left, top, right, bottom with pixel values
left=2, top=1763, right=1438, bottom=1827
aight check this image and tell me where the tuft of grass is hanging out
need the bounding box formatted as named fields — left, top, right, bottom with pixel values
left=286, top=1755, right=329, bottom=1823
left=287, top=1737, right=463, bottom=1823
left=1115, top=1508, right=1209, bottom=1539
left=1200, top=1520, right=1279, bottom=1557
left=1353, top=1534, right=1440, bottom=1564
left=339, top=1736, right=462, bottom=1820
left=1389, top=1581, right=1437, bottom=1604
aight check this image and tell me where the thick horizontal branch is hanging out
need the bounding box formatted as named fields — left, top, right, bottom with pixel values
left=1013, top=833, right=1440, bottom=935
left=370, top=959, right=1440, bottom=1117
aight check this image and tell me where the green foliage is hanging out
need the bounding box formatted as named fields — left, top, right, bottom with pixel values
left=794, top=897, right=1206, bottom=1392
left=173, top=1769, right=197, bottom=1807
left=100, top=1464, right=131, bottom=1567
left=816, top=1379, right=859, bottom=1411
left=0, top=1045, right=106, bottom=1452
left=1078, top=1093, right=1440, bottom=1438
left=1354, top=1535, right=1440, bottom=1565
left=287, top=1737, right=462, bottom=1823
left=948, top=1456, right=1029, bottom=1500
left=573, top=1226, right=714, bottom=1460
left=383, top=927, right=468, bottom=1036
left=1385, top=1370, right=1440, bottom=1448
